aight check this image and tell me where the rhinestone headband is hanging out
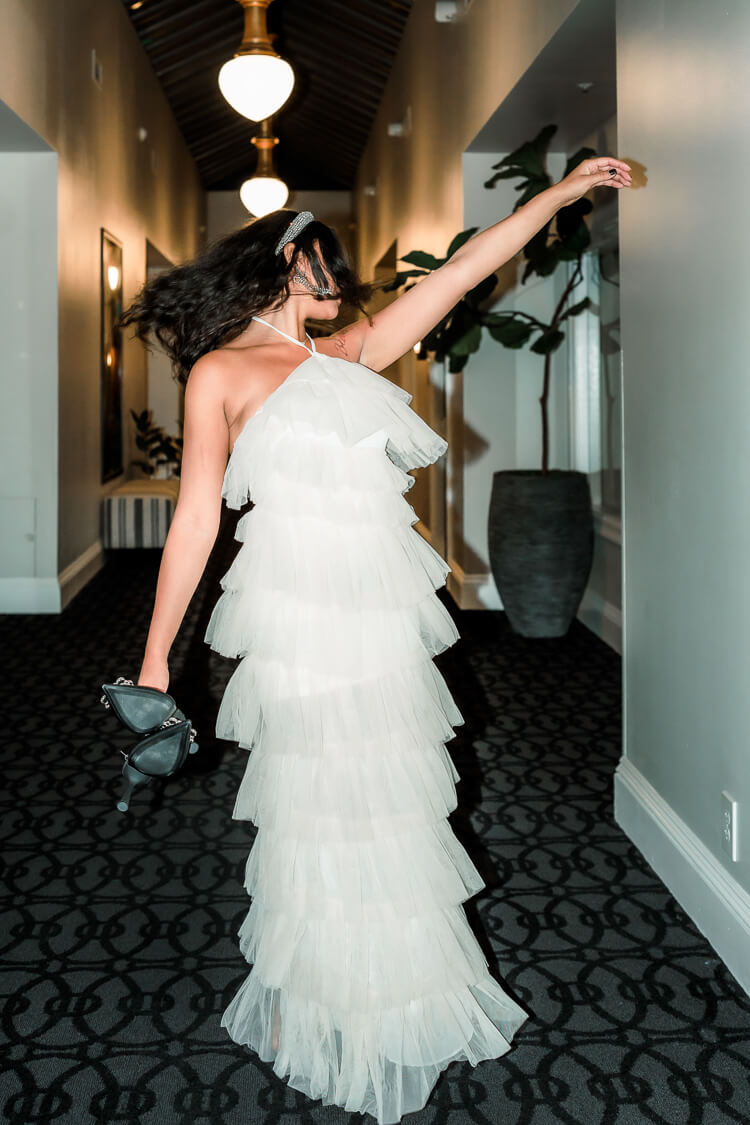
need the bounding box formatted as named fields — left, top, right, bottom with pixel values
left=275, top=210, right=315, bottom=255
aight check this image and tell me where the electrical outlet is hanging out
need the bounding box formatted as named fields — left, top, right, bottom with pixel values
left=721, top=791, right=739, bottom=862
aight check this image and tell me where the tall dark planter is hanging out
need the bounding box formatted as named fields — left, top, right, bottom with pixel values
left=488, top=470, right=594, bottom=638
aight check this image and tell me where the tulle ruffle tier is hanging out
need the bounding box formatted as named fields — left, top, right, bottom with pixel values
left=221, top=352, right=448, bottom=511
left=233, top=728, right=462, bottom=840
left=206, top=583, right=458, bottom=674
left=206, top=503, right=452, bottom=621
left=220, top=973, right=527, bottom=1125
left=214, top=651, right=465, bottom=756
left=233, top=900, right=525, bottom=1020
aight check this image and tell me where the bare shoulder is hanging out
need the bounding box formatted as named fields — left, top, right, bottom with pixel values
left=183, top=350, right=241, bottom=436
left=186, top=349, right=233, bottom=392
left=186, top=346, right=254, bottom=410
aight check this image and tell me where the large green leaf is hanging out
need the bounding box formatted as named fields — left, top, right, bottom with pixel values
left=483, top=167, right=523, bottom=188
left=422, top=322, right=446, bottom=353
left=530, top=327, right=566, bottom=355
left=399, top=250, right=443, bottom=270
left=521, top=250, right=558, bottom=283
left=491, top=124, right=558, bottom=180
left=450, top=322, right=482, bottom=357
left=555, top=222, right=591, bottom=258
left=559, top=297, right=591, bottom=322
left=513, top=179, right=551, bottom=211
left=445, top=228, right=478, bottom=259
left=465, top=273, right=498, bottom=306
left=486, top=317, right=534, bottom=349
left=523, top=224, right=554, bottom=272
left=563, top=146, right=597, bottom=177
left=381, top=268, right=429, bottom=292
left=555, top=198, right=592, bottom=241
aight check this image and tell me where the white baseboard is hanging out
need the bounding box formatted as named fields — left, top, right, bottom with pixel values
left=577, top=590, right=622, bottom=653
left=614, top=757, right=750, bottom=997
left=0, top=576, right=62, bottom=613
left=2, top=538, right=105, bottom=613
left=59, top=538, right=105, bottom=610
left=446, top=558, right=503, bottom=610
left=3, top=539, right=107, bottom=613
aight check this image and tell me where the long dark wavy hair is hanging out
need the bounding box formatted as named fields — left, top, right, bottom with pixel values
left=119, top=209, right=374, bottom=386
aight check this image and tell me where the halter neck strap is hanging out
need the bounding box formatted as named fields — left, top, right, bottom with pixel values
left=252, top=315, right=316, bottom=354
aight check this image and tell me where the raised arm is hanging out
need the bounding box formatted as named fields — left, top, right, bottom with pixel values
left=350, top=156, right=631, bottom=373
left=138, top=354, right=229, bottom=690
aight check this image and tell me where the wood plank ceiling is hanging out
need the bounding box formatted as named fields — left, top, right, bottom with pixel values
left=122, top=0, right=413, bottom=190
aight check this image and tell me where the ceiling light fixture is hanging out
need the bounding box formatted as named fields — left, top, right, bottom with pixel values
left=240, top=118, right=289, bottom=216
left=219, top=0, right=295, bottom=122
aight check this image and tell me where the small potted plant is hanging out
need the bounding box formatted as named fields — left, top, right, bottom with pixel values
left=386, top=125, right=600, bottom=637
left=130, top=408, right=183, bottom=479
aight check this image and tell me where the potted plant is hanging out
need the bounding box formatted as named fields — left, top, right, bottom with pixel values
left=386, top=124, right=600, bottom=637
left=130, top=408, right=183, bottom=479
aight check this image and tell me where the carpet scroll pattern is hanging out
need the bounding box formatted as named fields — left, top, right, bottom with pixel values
left=1, top=519, right=749, bottom=1123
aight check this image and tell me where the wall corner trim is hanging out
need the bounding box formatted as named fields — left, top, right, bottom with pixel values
left=614, top=756, right=750, bottom=998
left=577, top=590, right=622, bottom=654
left=59, top=539, right=105, bottom=612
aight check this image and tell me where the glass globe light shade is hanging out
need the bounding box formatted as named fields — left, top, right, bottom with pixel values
left=240, top=176, right=289, bottom=217
left=218, top=54, right=295, bottom=122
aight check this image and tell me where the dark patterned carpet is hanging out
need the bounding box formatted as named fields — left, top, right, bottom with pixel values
left=2, top=510, right=749, bottom=1124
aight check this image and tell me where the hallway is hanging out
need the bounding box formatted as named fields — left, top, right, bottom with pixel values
left=2, top=521, right=748, bottom=1123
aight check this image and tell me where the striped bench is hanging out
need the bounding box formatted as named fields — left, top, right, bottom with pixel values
left=102, top=479, right=180, bottom=548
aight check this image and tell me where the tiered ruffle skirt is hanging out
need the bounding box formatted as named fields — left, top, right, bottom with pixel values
left=204, top=352, right=527, bottom=1122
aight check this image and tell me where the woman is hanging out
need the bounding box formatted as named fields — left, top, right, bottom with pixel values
left=121, top=155, right=631, bottom=1123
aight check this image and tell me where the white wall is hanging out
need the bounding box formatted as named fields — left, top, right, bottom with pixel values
left=0, top=142, right=58, bottom=609
left=0, top=0, right=205, bottom=610
left=614, top=0, right=750, bottom=992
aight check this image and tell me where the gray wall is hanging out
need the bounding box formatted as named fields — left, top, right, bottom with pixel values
left=615, top=0, right=750, bottom=989
left=0, top=0, right=205, bottom=609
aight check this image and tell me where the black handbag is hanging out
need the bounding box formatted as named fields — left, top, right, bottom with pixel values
left=100, top=676, right=199, bottom=812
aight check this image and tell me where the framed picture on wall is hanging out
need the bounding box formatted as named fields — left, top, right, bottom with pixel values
left=101, top=229, right=124, bottom=483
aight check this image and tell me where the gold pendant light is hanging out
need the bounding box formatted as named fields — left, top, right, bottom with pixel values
left=218, top=0, right=295, bottom=122
left=240, top=118, right=289, bottom=216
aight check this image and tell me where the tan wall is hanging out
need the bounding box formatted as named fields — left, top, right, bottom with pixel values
left=0, top=0, right=205, bottom=594
left=355, top=0, right=578, bottom=272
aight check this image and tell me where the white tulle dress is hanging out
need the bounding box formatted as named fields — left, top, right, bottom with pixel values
left=203, top=315, right=527, bottom=1123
